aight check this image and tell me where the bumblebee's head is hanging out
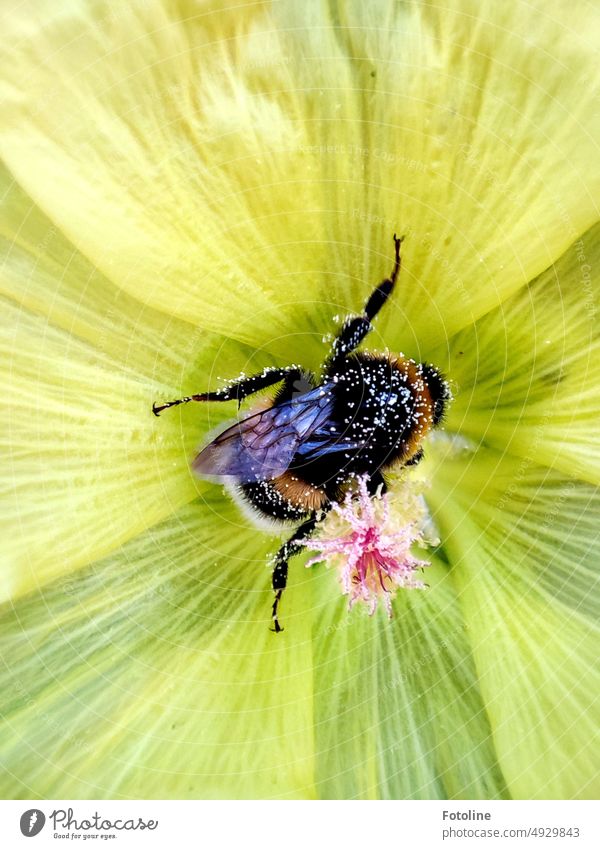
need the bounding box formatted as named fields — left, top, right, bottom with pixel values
left=420, top=364, right=452, bottom=426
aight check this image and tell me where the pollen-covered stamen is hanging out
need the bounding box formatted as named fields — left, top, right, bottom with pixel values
left=302, top=475, right=434, bottom=615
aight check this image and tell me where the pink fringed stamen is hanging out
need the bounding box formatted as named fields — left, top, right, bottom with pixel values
left=303, top=475, right=430, bottom=617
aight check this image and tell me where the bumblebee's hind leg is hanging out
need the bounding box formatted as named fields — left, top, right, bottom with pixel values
left=271, top=512, right=324, bottom=633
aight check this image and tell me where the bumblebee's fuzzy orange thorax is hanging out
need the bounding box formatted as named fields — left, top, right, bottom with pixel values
left=388, top=354, right=435, bottom=463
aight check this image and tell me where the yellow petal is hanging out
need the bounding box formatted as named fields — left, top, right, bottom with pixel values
left=0, top=1, right=598, bottom=356
left=0, top=1, right=334, bottom=355
left=0, top=164, right=214, bottom=383
left=429, top=446, right=600, bottom=799
left=0, top=295, right=193, bottom=600
left=1, top=164, right=285, bottom=600
left=330, top=0, right=600, bottom=354
left=0, top=496, right=316, bottom=799
left=438, top=222, right=600, bottom=484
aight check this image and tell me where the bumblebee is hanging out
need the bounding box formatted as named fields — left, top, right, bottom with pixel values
left=153, top=236, right=450, bottom=631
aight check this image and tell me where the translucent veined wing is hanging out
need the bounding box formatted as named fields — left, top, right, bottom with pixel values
left=192, top=385, right=336, bottom=483
left=294, top=435, right=366, bottom=462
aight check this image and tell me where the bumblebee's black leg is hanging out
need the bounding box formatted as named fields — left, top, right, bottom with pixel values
left=152, top=366, right=303, bottom=416
left=328, top=234, right=404, bottom=367
left=364, top=470, right=388, bottom=496
left=364, top=233, right=403, bottom=320
left=405, top=447, right=424, bottom=466
left=271, top=511, right=323, bottom=633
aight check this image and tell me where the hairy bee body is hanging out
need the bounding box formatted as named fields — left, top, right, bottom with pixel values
left=153, top=235, right=451, bottom=630
left=236, top=351, right=445, bottom=523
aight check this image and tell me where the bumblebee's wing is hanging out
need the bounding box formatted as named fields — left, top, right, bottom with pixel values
left=294, top=435, right=366, bottom=462
left=192, top=386, right=335, bottom=483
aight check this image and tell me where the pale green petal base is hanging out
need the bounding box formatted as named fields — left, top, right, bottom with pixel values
left=0, top=497, right=316, bottom=799
left=311, top=559, right=507, bottom=799
left=1, top=500, right=508, bottom=800
left=429, top=446, right=600, bottom=799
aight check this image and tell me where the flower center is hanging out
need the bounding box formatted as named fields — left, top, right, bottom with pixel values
left=302, top=474, right=435, bottom=616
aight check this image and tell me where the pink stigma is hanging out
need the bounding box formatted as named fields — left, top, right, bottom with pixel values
left=302, top=475, right=429, bottom=615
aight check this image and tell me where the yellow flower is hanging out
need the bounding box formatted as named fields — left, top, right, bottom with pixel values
left=1, top=0, right=599, bottom=799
